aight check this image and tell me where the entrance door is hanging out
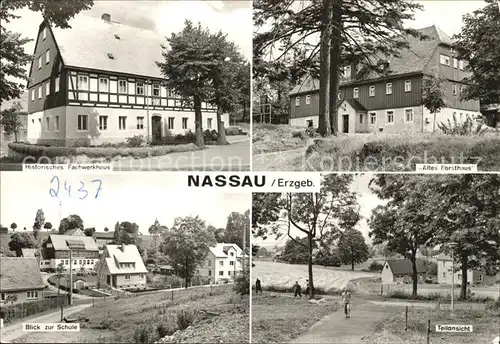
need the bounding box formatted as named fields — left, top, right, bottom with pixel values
left=342, top=115, right=349, bottom=133
left=151, top=115, right=162, bottom=142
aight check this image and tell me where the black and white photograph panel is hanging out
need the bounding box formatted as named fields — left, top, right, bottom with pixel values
left=0, top=173, right=250, bottom=343
left=1, top=0, right=251, bottom=171
left=251, top=173, right=500, bottom=344
left=252, top=0, right=500, bottom=172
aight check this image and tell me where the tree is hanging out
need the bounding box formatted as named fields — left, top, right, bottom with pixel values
left=8, top=232, right=36, bottom=256
left=453, top=0, right=500, bottom=105
left=10, top=222, right=17, bottom=231
left=43, top=222, right=52, bottom=231
left=424, top=174, right=500, bottom=299
left=58, top=215, right=84, bottom=234
left=422, top=74, right=446, bottom=132
left=207, top=225, right=224, bottom=242
left=148, top=218, right=167, bottom=248
left=253, top=0, right=423, bottom=136
left=253, top=175, right=360, bottom=299
left=83, top=227, right=96, bottom=237
left=251, top=193, right=282, bottom=239
left=0, top=0, right=94, bottom=104
left=6, top=294, right=18, bottom=305
left=281, top=236, right=315, bottom=264
left=223, top=211, right=250, bottom=251
left=160, top=216, right=216, bottom=288
left=234, top=62, right=251, bottom=122
left=32, top=209, right=45, bottom=239
left=337, top=228, right=369, bottom=270
left=256, top=246, right=269, bottom=257
left=104, top=227, right=109, bottom=232
left=158, top=20, right=221, bottom=148
left=369, top=174, right=436, bottom=298
left=113, top=221, right=139, bottom=245
left=0, top=102, right=24, bottom=141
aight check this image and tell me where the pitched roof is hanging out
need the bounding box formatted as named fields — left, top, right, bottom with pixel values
left=49, top=234, right=99, bottom=251
left=290, top=25, right=453, bottom=96
left=94, top=231, right=115, bottom=239
left=0, top=258, right=45, bottom=292
left=21, top=248, right=38, bottom=258
left=50, top=15, right=166, bottom=78
left=385, top=259, right=427, bottom=275
left=345, top=99, right=366, bottom=111
left=209, top=243, right=244, bottom=258
left=103, top=244, right=147, bottom=274
left=65, top=228, right=85, bottom=236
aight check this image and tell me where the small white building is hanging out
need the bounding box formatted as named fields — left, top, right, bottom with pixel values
left=436, top=255, right=485, bottom=285
left=97, top=244, right=147, bottom=290
left=381, top=259, right=427, bottom=284
left=198, top=243, right=245, bottom=283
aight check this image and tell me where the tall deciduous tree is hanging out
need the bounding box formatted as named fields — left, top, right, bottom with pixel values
left=453, top=0, right=500, bottom=105
left=337, top=228, right=369, bottom=270
left=160, top=216, right=215, bottom=288
left=369, top=174, right=436, bottom=298
left=0, top=102, right=24, bottom=141
left=33, top=209, right=45, bottom=239
left=43, top=222, right=52, bottom=231
left=58, top=214, right=83, bottom=234
left=0, top=0, right=94, bottom=104
left=83, top=227, right=95, bottom=237
left=253, top=0, right=423, bottom=136
left=223, top=211, right=250, bottom=251
left=422, top=74, right=446, bottom=132
left=8, top=232, right=36, bottom=256
left=251, top=193, right=282, bottom=239
left=10, top=222, right=17, bottom=231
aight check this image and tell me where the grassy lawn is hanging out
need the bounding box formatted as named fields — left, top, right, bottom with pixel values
left=252, top=293, right=340, bottom=343
left=261, top=131, right=500, bottom=171
left=252, top=124, right=312, bottom=154
left=13, top=285, right=248, bottom=343
left=366, top=302, right=499, bottom=344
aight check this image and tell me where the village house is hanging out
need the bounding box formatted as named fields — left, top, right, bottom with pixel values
left=381, top=259, right=427, bottom=284
left=41, top=234, right=99, bottom=271
left=0, top=258, right=45, bottom=306
left=25, top=13, right=228, bottom=146
left=92, top=231, right=115, bottom=250
left=436, top=255, right=485, bottom=285
left=197, top=243, right=245, bottom=283
left=289, top=26, right=481, bottom=133
left=97, top=244, right=147, bottom=290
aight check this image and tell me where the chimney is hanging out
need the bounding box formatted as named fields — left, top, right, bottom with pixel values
left=120, top=243, right=125, bottom=252
left=101, top=13, right=111, bottom=23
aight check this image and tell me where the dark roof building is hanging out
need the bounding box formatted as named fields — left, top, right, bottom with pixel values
left=0, top=258, right=45, bottom=293
left=289, top=26, right=481, bottom=134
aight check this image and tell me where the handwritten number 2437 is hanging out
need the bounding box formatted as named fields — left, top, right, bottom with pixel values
left=49, top=176, right=103, bottom=199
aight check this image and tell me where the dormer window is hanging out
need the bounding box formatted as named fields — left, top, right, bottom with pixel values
left=114, top=34, right=120, bottom=40
left=107, top=53, right=114, bottom=59
left=42, top=28, right=47, bottom=40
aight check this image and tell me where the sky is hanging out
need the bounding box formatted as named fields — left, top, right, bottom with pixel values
left=3, top=0, right=252, bottom=79
left=0, top=172, right=250, bottom=233
left=253, top=174, right=385, bottom=248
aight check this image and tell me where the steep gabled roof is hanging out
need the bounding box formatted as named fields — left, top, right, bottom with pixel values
left=0, top=258, right=45, bottom=292
left=386, top=259, right=426, bottom=275
left=21, top=248, right=39, bottom=258
left=49, top=234, right=99, bottom=251
left=94, top=231, right=115, bottom=239
left=49, top=15, right=166, bottom=78
left=209, top=243, right=244, bottom=258
left=290, top=25, right=453, bottom=96
left=345, top=99, right=366, bottom=111
left=103, top=244, right=147, bottom=274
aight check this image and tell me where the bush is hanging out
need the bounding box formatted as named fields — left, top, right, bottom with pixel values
left=203, top=129, right=219, bottom=142
left=437, top=114, right=484, bottom=136
left=133, top=323, right=158, bottom=344
left=234, top=271, right=249, bottom=295
left=368, top=261, right=384, bottom=271
left=156, top=322, right=176, bottom=338
left=176, top=308, right=197, bottom=330
left=225, top=127, right=243, bottom=136
left=126, top=135, right=145, bottom=147
left=305, top=126, right=317, bottom=138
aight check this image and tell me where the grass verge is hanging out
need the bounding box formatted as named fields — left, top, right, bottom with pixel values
left=251, top=292, right=340, bottom=343
left=366, top=301, right=499, bottom=344
left=252, top=124, right=314, bottom=154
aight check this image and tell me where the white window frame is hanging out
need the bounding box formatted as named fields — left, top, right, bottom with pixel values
left=136, top=82, right=144, bottom=95
left=386, top=110, right=394, bottom=125
left=343, top=66, right=351, bottom=78
left=207, top=118, right=212, bottom=129
left=359, top=113, right=364, bottom=124
left=459, top=60, right=464, bottom=70
left=369, top=85, right=375, bottom=97
left=182, top=117, right=188, bottom=129
left=453, top=58, right=458, bottom=69
left=136, top=116, right=144, bottom=130
left=99, top=77, right=109, bottom=92
left=295, top=96, right=300, bottom=106
left=337, top=92, right=341, bottom=100
left=54, top=115, right=60, bottom=132
left=119, top=116, right=126, bottom=130
left=404, top=108, right=414, bottom=123
left=38, top=85, right=42, bottom=99
left=42, top=28, right=47, bottom=40
left=168, top=117, right=174, bottom=130
left=369, top=112, right=376, bottom=125
left=353, top=87, right=359, bottom=99
left=45, top=117, right=50, bottom=132
left=99, top=115, right=108, bottom=131
left=386, top=83, right=392, bottom=95
left=305, top=94, right=310, bottom=104
left=45, top=49, right=50, bottom=64
left=77, top=115, right=88, bottom=131
left=38, top=56, right=42, bottom=69
left=78, top=75, right=89, bottom=91
left=31, top=89, right=35, bottom=101
left=118, top=80, right=127, bottom=94
left=45, top=81, right=50, bottom=96
left=440, top=54, right=450, bottom=66
left=219, top=271, right=223, bottom=276
left=152, top=84, right=160, bottom=97
left=404, top=80, right=411, bottom=93
left=452, top=84, right=458, bottom=96
left=55, top=76, right=60, bottom=93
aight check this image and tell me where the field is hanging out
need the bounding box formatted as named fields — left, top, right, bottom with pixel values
left=367, top=302, right=500, bottom=344
left=251, top=293, right=340, bottom=343
left=253, top=261, right=378, bottom=293
left=12, top=285, right=249, bottom=343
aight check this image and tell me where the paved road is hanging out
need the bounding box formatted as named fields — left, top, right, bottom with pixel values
left=41, top=273, right=92, bottom=300
left=0, top=304, right=92, bottom=343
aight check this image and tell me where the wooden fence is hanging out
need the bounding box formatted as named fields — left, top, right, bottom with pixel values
left=0, top=296, right=68, bottom=323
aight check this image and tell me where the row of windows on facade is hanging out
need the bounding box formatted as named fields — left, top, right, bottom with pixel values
left=206, top=270, right=236, bottom=276
left=38, top=113, right=215, bottom=132
left=295, top=80, right=465, bottom=106
left=441, top=272, right=483, bottom=281
left=58, top=258, right=95, bottom=265
left=203, top=259, right=236, bottom=267
left=0, top=291, right=39, bottom=301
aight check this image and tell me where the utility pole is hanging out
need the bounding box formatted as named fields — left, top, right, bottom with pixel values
left=69, top=250, right=73, bottom=305
left=146, top=80, right=150, bottom=143
left=451, top=249, right=454, bottom=313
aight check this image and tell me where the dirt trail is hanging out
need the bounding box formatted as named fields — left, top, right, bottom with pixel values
left=289, top=297, right=403, bottom=344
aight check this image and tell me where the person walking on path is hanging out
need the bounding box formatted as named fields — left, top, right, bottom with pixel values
left=341, top=288, right=352, bottom=319
left=255, top=278, right=263, bottom=294
left=293, top=281, right=302, bottom=297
